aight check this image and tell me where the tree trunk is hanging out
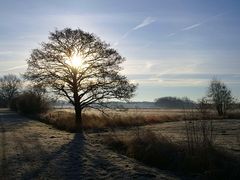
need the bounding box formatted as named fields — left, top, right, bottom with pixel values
left=74, top=104, right=83, bottom=132
left=223, top=103, right=226, bottom=117
left=72, top=74, right=83, bottom=132
left=217, top=104, right=223, bottom=116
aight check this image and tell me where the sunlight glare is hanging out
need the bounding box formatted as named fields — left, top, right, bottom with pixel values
left=71, top=53, right=82, bottom=67
left=66, top=52, right=85, bottom=68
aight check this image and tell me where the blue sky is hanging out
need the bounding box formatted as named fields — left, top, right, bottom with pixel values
left=0, top=0, right=240, bottom=101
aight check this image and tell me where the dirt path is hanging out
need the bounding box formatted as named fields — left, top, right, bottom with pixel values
left=0, top=109, right=178, bottom=180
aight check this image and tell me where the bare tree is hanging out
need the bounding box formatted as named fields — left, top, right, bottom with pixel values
left=24, top=28, right=137, bottom=130
left=0, top=74, right=22, bottom=107
left=208, top=79, right=234, bottom=116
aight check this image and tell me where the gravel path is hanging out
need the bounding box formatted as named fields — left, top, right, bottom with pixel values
left=0, top=109, right=178, bottom=180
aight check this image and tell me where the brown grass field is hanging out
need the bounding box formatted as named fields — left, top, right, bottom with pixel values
left=40, top=108, right=240, bottom=156
left=40, top=108, right=223, bottom=131
left=38, top=108, right=240, bottom=179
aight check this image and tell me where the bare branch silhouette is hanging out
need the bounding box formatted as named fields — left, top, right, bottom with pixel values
left=24, top=28, right=137, bottom=131
left=0, top=74, right=22, bottom=107
left=208, top=79, right=234, bottom=116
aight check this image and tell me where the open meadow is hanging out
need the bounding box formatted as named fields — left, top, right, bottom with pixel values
left=41, top=108, right=213, bottom=130
left=38, top=108, right=240, bottom=179
left=43, top=108, right=240, bottom=153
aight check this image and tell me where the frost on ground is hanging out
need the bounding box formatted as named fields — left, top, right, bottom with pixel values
left=0, top=109, right=178, bottom=180
left=98, top=119, right=240, bottom=156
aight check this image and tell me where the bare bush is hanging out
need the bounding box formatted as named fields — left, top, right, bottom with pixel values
left=184, top=119, right=214, bottom=154
left=11, top=91, right=51, bottom=114
left=183, top=101, right=215, bottom=154
left=208, top=79, right=234, bottom=116
left=198, top=97, right=213, bottom=118
left=0, top=74, right=22, bottom=107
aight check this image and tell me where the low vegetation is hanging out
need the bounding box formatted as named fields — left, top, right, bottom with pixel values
left=35, top=106, right=240, bottom=132
left=10, top=91, right=51, bottom=114
left=39, top=109, right=184, bottom=131
left=10, top=84, right=52, bottom=114
left=103, top=109, right=240, bottom=179
left=105, top=129, right=240, bottom=179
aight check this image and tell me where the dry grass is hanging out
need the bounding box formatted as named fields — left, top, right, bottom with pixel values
left=227, top=110, right=240, bottom=119
left=38, top=108, right=236, bottom=132
left=36, top=108, right=240, bottom=179
left=39, top=109, right=185, bottom=131
left=105, top=130, right=240, bottom=179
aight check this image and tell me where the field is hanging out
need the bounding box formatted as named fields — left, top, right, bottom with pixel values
left=1, top=109, right=178, bottom=179
left=41, top=108, right=220, bottom=131
left=43, top=108, right=240, bottom=154
left=37, top=108, right=240, bottom=178
left=1, top=108, right=239, bottom=179
left=96, top=119, right=240, bottom=155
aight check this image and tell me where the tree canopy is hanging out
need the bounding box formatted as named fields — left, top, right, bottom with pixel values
left=24, top=28, right=137, bottom=129
left=0, top=74, right=22, bottom=107
left=207, top=79, right=234, bottom=116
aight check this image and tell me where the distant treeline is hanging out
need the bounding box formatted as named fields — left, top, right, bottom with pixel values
left=53, top=97, right=197, bottom=109
left=154, top=96, right=196, bottom=109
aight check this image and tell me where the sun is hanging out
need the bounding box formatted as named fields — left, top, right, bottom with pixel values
left=66, top=52, right=84, bottom=68
left=71, top=53, right=83, bottom=67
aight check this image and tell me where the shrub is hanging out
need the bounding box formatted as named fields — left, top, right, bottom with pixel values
left=207, top=79, right=234, bottom=116
left=105, top=130, right=182, bottom=171
left=10, top=92, right=51, bottom=114
left=184, top=119, right=214, bottom=154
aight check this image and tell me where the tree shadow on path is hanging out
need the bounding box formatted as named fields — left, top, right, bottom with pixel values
left=1, top=109, right=174, bottom=179
left=21, top=133, right=87, bottom=179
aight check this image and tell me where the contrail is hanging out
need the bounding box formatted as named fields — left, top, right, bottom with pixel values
left=114, top=16, right=156, bottom=46
left=181, top=23, right=201, bottom=31
left=132, top=17, right=156, bottom=30
left=166, top=12, right=227, bottom=37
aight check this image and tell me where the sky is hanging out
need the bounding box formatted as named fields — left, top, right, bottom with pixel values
left=0, top=0, right=240, bottom=101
